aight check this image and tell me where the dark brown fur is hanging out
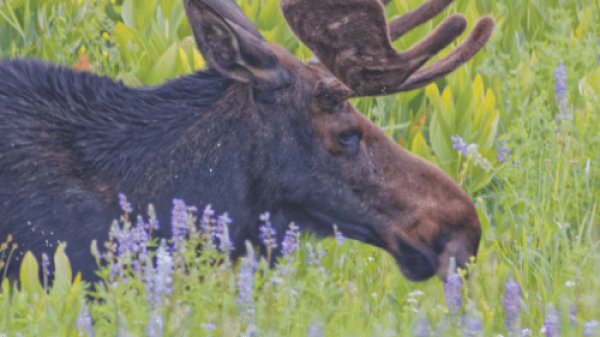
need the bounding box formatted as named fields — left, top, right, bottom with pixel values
left=0, top=0, right=492, bottom=282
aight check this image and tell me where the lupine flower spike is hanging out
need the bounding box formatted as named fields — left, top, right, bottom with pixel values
left=497, top=141, right=511, bottom=163
left=281, top=222, right=300, bottom=260
left=237, top=241, right=258, bottom=325
left=503, top=278, right=522, bottom=333
left=333, top=224, right=346, bottom=246
left=542, top=303, right=561, bottom=337
left=583, top=319, right=599, bottom=337
left=412, top=311, right=432, bottom=337
left=554, top=60, right=570, bottom=120
left=443, top=257, right=463, bottom=317
left=259, top=212, right=277, bottom=262
left=76, top=300, right=94, bottom=337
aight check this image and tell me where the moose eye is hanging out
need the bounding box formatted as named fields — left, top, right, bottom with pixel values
left=338, top=130, right=362, bottom=155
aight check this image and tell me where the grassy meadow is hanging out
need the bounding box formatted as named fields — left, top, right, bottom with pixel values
left=1, top=0, right=600, bottom=335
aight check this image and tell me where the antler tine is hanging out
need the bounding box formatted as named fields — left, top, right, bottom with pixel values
left=280, top=0, right=494, bottom=97
left=388, top=0, right=455, bottom=41
left=396, top=15, right=494, bottom=92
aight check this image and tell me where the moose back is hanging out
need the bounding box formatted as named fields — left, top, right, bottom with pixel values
left=0, top=0, right=493, bottom=282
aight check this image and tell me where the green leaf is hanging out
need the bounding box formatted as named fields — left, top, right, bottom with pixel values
left=50, top=243, right=72, bottom=298
left=19, top=251, right=43, bottom=299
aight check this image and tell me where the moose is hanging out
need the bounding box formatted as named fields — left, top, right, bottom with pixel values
left=0, top=0, right=494, bottom=283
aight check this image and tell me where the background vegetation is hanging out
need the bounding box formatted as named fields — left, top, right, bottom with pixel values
left=0, top=0, right=599, bottom=335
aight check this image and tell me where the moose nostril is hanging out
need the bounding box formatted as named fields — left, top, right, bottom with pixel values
left=432, top=232, right=450, bottom=254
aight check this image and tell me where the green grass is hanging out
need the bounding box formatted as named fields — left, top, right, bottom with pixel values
left=1, top=0, right=600, bottom=336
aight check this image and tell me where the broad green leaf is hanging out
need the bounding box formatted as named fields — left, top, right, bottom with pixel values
left=411, top=132, right=432, bottom=162
left=50, top=243, right=72, bottom=298
left=19, top=251, right=43, bottom=299
left=146, top=42, right=178, bottom=85
left=425, top=83, right=440, bottom=108
left=256, top=0, right=280, bottom=31
left=473, top=74, right=483, bottom=111
left=440, top=85, right=452, bottom=120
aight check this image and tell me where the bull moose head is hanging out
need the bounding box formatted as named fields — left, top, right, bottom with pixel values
left=0, top=0, right=493, bottom=283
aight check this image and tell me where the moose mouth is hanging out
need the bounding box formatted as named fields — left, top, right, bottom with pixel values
left=395, top=236, right=438, bottom=281
left=281, top=202, right=440, bottom=281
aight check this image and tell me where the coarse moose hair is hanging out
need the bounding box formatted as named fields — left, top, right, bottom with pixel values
left=0, top=0, right=493, bottom=283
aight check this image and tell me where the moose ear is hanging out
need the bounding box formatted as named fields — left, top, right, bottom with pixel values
left=184, top=0, right=288, bottom=88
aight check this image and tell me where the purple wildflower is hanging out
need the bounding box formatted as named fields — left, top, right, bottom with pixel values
left=41, top=252, right=51, bottom=277
left=555, top=61, right=567, bottom=98
left=583, top=319, right=599, bottom=336
left=115, top=226, right=137, bottom=257
left=412, top=312, right=431, bottom=337
left=144, top=239, right=174, bottom=308
left=171, top=199, right=188, bottom=243
left=443, top=258, right=462, bottom=316
left=497, top=141, right=511, bottom=163
left=307, top=321, right=324, bottom=337
left=200, top=205, right=217, bottom=249
left=569, top=304, right=577, bottom=326
left=259, top=212, right=277, bottom=251
left=463, top=315, right=483, bottom=337
left=281, top=222, right=300, bottom=258
left=543, top=304, right=561, bottom=337
left=201, top=323, right=217, bottom=331
left=503, top=279, right=522, bottom=332
left=237, top=241, right=258, bottom=323
left=147, top=310, right=163, bottom=337
left=76, top=300, right=94, bottom=337
left=555, top=61, right=570, bottom=120
left=333, top=224, right=346, bottom=246
left=451, top=135, right=468, bottom=155
left=216, top=213, right=234, bottom=253
left=118, top=193, right=132, bottom=213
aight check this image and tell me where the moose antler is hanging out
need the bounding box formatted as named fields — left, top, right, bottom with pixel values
left=280, top=0, right=494, bottom=97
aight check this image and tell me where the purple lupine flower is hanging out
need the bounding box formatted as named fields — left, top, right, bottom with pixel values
left=237, top=241, right=258, bottom=322
left=259, top=212, right=277, bottom=251
left=201, top=323, right=217, bottom=331
left=555, top=61, right=567, bottom=98
left=333, top=224, right=346, bottom=246
left=133, top=215, right=149, bottom=257
left=497, top=141, right=511, bottom=163
left=76, top=300, right=94, bottom=337
left=307, top=321, right=324, bottom=337
left=41, top=252, right=51, bottom=277
left=200, top=205, right=217, bottom=248
left=171, top=199, right=188, bottom=243
left=583, top=319, right=599, bottom=336
left=216, top=213, right=234, bottom=253
left=463, top=315, right=483, bottom=337
left=412, top=312, right=431, bottom=337
left=281, top=222, right=300, bottom=258
left=147, top=310, right=163, bottom=337
left=503, top=279, right=522, bottom=332
left=451, top=135, right=468, bottom=155
left=443, top=258, right=462, bottom=316
left=115, top=226, right=137, bottom=257
left=555, top=61, right=571, bottom=120
left=569, top=304, right=577, bottom=326
left=543, top=304, right=561, bottom=337
left=144, top=239, right=174, bottom=308
left=118, top=193, right=132, bottom=213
